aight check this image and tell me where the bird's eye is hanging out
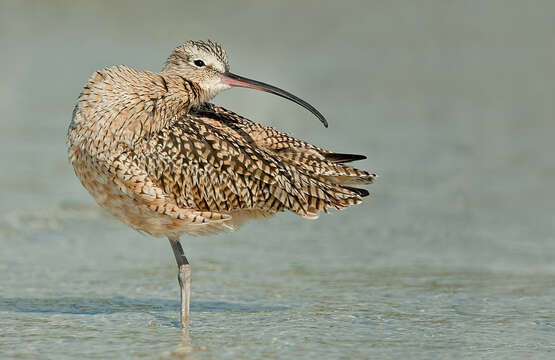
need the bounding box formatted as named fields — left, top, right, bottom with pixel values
left=193, top=60, right=205, bottom=67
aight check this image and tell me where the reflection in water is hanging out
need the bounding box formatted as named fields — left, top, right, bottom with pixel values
left=171, top=326, right=196, bottom=359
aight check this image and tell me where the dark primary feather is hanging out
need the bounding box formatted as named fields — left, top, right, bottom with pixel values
left=323, top=153, right=367, bottom=164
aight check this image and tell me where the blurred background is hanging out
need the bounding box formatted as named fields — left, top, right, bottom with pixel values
left=1, top=1, right=554, bottom=359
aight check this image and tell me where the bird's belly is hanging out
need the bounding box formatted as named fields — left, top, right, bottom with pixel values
left=70, top=157, right=192, bottom=238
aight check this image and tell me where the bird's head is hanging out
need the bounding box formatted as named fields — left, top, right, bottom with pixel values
left=163, top=40, right=328, bottom=127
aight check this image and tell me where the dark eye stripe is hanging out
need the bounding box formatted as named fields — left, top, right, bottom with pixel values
left=194, top=60, right=205, bottom=67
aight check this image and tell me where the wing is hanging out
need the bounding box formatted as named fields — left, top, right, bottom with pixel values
left=135, top=104, right=375, bottom=219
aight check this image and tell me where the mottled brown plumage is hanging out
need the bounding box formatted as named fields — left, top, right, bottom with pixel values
left=67, top=40, right=375, bottom=326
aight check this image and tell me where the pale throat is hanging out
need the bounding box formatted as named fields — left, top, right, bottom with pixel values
left=202, top=80, right=232, bottom=102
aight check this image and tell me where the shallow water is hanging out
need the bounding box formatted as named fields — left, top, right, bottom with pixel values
left=1, top=1, right=554, bottom=359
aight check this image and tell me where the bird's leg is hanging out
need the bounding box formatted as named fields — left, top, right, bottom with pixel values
left=168, top=237, right=191, bottom=326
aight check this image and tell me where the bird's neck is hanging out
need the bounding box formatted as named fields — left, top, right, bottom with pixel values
left=158, top=74, right=207, bottom=120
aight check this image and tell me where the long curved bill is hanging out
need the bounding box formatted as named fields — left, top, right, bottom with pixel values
left=221, top=72, right=328, bottom=128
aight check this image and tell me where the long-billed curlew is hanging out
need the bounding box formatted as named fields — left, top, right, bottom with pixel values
left=67, top=40, right=375, bottom=326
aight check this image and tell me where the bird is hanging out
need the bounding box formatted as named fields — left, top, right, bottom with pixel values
left=67, top=40, right=375, bottom=327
